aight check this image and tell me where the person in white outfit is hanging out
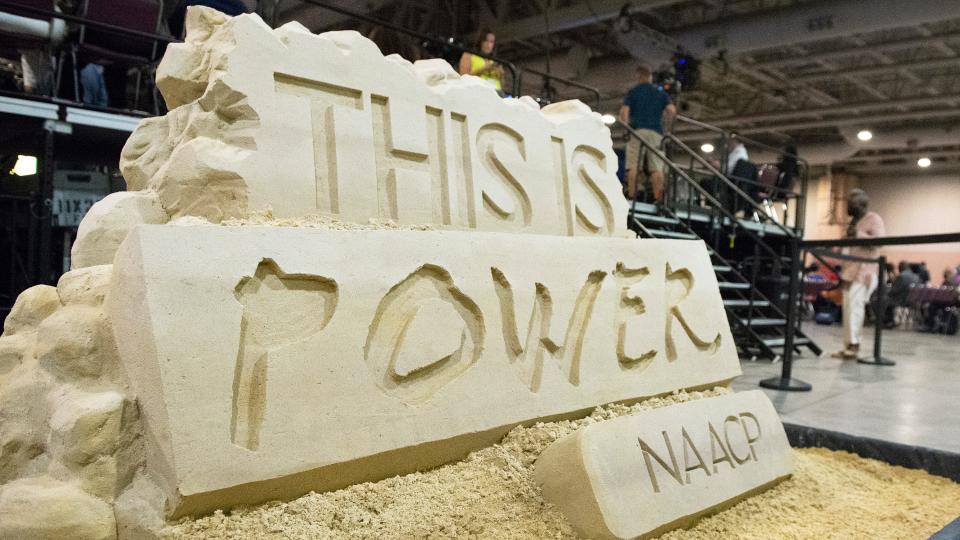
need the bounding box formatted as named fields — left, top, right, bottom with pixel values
left=833, top=189, right=885, bottom=359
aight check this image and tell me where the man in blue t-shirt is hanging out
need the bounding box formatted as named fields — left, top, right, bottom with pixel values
left=619, top=65, right=676, bottom=202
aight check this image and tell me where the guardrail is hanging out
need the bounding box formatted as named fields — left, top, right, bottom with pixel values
left=5, top=1, right=605, bottom=113
left=280, top=0, right=522, bottom=97
left=762, top=232, right=960, bottom=392
left=518, top=66, right=602, bottom=109
left=673, top=114, right=809, bottom=234
left=2, top=2, right=174, bottom=44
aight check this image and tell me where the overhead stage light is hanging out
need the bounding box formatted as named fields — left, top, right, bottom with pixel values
left=857, top=130, right=873, bottom=142
left=11, top=155, right=37, bottom=176
left=917, top=157, right=931, bottom=168
left=601, top=114, right=616, bottom=125
left=700, top=143, right=715, bottom=153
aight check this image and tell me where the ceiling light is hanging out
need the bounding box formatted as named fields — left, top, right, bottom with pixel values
left=601, top=113, right=616, bottom=125
left=11, top=155, right=37, bottom=176
left=856, top=130, right=873, bottom=142
left=917, top=157, right=931, bottom=168
left=700, top=143, right=715, bottom=153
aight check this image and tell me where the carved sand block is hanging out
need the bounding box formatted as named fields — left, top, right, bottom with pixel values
left=534, top=390, right=792, bottom=540
left=116, top=7, right=626, bottom=236
left=108, top=225, right=739, bottom=517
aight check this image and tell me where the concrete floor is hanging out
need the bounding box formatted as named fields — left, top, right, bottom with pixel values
left=732, top=323, right=960, bottom=454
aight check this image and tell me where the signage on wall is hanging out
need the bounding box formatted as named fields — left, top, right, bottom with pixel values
left=52, top=189, right=105, bottom=227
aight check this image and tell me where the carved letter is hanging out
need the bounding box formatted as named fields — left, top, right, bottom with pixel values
left=232, top=258, right=338, bottom=450
left=665, top=263, right=722, bottom=361
left=740, top=412, right=762, bottom=461
left=476, top=124, right=532, bottom=227
left=570, top=145, right=616, bottom=235
left=274, top=73, right=376, bottom=221
left=682, top=426, right=712, bottom=483
left=614, top=263, right=656, bottom=369
left=365, top=265, right=484, bottom=404
left=639, top=431, right=683, bottom=493
left=723, top=415, right=752, bottom=465
left=371, top=96, right=446, bottom=224
left=492, top=268, right=605, bottom=391
left=709, top=421, right=736, bottom=473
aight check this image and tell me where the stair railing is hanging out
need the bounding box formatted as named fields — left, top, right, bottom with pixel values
left=663, top=135, right=797, bottom=239
left=662, top=133, right=804, bottom=335
left=673, top=115, right=810, bottom=235
left=620, top=119, right=801, bottom=346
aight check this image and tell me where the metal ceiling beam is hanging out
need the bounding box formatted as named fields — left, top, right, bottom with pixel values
left=664, top=0, right=960, bottom=58
left=728, top=109, right=960, bottom=135
left=839, top=148, right=960, bottom=164
left=275, top=0, right=392, bottom=30
left=754, top=31, right=960, bottom=69
left=683, top=93, right=960, bottom=128
left=792, top=57, right=960, bottom=83
left=494, top=0, right=682, bottom=43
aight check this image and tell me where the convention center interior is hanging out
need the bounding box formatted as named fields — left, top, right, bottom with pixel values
left=1, top=0, right=959, bottom=538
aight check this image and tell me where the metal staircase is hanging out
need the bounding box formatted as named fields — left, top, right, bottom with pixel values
left=629, top=201, right=822, bottom=360
left=621, top=121, right=822, bottom=361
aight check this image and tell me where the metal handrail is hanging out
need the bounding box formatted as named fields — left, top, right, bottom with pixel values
left=764, top=231, right=960, bottom=392
left=802, top=232, right=960, bottom=248
left=2, top=2, right=175, bottom=43
left=619, top=120, right=785, bottom=262
left=279, top=0, right=522, bottom=97
left=673, top=114, right=809, bottom=232
left=518, top=67, right=602, bottom=109
left=726, top=174, right=802, bottom=197
left=665, top=134, right=798, bottom=239
left=676, top=114, right=808, bottom=168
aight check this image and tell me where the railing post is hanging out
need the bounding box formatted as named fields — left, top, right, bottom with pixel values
left=36, top=125, right=55, bottom=285
left=859, top=255, right=896, bottom=366
left=760, top=237, right=812, bottom=391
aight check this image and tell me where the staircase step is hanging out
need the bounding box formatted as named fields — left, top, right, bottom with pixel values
left=740, top=318, right=787, bottom=327
left=713, top=265, right=732, bottom=273
left=634, top=213, right=680, bottom=226
left=649, top=229, right=699, bottom=240
left=630, top=201, right=659, bottom=214
left=718, top=282, right=751, bottom=290
left=724, top=299, right=771, bottom=308
left=762, top=337, right=812, bottom=348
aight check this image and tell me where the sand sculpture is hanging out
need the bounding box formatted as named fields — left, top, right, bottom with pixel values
left=0, top=7, right=789, bottom=539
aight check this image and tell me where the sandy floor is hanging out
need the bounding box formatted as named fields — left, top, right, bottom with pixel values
left=163, top=388, right=960, bottom=539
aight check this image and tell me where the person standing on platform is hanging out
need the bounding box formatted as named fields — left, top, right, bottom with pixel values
left=458, top=29, right=503, bottom=96
left=833, top=189, right=885, bottom=359
left=619, top=65, right=676, bottom=202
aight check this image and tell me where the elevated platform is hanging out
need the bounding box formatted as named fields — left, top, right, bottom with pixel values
left=631, top=201, right=796, bottom=237
left=0, top=93, right=147, bottom=132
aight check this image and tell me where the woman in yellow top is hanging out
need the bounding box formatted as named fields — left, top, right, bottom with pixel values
left=458, top=29, right=503, bottom=94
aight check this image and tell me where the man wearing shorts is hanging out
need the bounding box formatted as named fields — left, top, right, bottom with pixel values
left=619, top=65, right=676, bottom=202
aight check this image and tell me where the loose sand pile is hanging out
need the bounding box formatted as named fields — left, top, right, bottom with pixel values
left=163, top=387, right=960, bottom=539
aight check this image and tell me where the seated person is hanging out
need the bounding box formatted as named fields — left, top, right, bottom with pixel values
left=882, top=261, right=920, bottom=327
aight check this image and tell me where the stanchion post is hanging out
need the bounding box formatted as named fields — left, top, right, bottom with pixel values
left=859, top=255, right=896, bottom=366
left=760, top=237, right=812, bottom=391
